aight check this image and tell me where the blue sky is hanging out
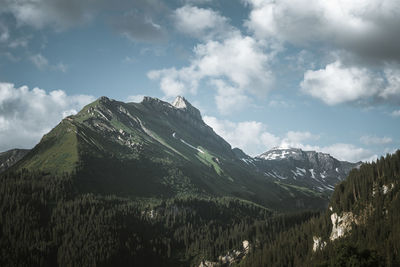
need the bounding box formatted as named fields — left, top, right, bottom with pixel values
left=0, top=0, right=399, bottom=162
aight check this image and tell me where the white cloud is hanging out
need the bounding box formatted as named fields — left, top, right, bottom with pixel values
left=8, top=36, right=30, bottom=48
left=300, top=61, right=384, bottom=105
left=204, top=115, right=280, bottom=156
left=126, top=94, right=145, bottom=102
left=173, top=5, right=233, bottom=40
left=203, top=116, right=318, bottom=156
left=148, top=33, right=274, bottom=114
left=0, top=82, right=94, bottom=151
left=280, top=131, right=319, bottom=148
left=391, top=110, right=400, bottom=117
left=301, top=61, right=400, bottom=105
left=380, top=67, right=400, bottom=100
left=203, top=115, right=373, bottom=161
left=212, top=79, right=251, bottom=115
left=360, top=135, right=392, bottom=145
left=29, top=53, right=68, bottom=72
left=30, top=53, right=49, bottom=70
left=244, top=0, right=400, bottom=63
left=321, top=143, right=372, bottom=162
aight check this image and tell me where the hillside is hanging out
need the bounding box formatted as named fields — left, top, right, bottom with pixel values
left=11, top=96, right=328, bottom=211
left=239, top=150, right=400, bottom=266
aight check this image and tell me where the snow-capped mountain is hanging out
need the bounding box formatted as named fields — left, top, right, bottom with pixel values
left=239, top=147, right=360, bottom=193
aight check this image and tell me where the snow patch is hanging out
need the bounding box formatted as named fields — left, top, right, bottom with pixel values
left=172, top=96, right=187, bottom=109
left=241, top=158, right=254, bottom=165
left=309, top=169, right=315, bottom=179
left=296, top=167, right=306, bottom=175
left=259, top=150, right=289, bottom=160
left=273, top=170, right=287, bottom=179
left=180, top=139, right=204, bottom=154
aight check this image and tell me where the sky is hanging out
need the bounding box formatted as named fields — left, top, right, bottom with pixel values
left=0, top=0, right=399, bottom=162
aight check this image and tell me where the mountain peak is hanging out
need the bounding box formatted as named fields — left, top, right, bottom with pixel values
left=171, top=96, right=203, bottom=121
left=172, top=96, right=188, bottom=109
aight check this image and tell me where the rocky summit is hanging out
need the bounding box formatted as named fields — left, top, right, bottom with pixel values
left=235, top=147, right=360, bottom=193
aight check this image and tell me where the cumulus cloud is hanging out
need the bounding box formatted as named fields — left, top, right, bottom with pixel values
left=300, top=61, right=383, bottom=105
left=173, top=5, right=233, bottom=40
left=0, top=82, right=94, bottom=152
left=280, top=131, right=319, bottom=148
left=380, top=67, right=400, bottom=100
left=300, top=61, right=400, bottom=105
left=244, top=0, right=400, bottom=63
left=321, top=143, right=373, bottom=162
left=204, top=115, right=373, bottom=162
left=148, top=33, right=274, bottom=114
left=204, top=116, right=280, bottom=156
left=203, top=116, right=318, bottom=156
left=360, top=135, right=392, bottom=145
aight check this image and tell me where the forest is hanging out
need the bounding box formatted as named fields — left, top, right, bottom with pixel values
left=1, top=150, right=399, bottom=266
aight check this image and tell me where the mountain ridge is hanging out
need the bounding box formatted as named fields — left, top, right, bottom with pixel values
left=8, top=95, right=331, bottom=211
left=233, top=146, right=360, bottom=193
left=0, top=148, right=30, bottom=173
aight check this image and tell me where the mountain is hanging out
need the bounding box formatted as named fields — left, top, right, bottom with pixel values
left=1, top=94, right=390, bottom=267
left=11, top=96, right=327, bottom=211
left=240, top=150, right=400, bottom=266
left=253, top=147, right=360, bottom=193
left=0, top=149, right=29, bottom=173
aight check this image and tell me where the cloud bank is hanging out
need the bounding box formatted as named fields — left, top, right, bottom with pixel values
left=204, top=115, right=374, bottom=162
left=0, top=82, right=94, bottom=151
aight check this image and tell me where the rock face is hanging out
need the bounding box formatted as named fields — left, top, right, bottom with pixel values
left=142, top=96, right=232, bottom=152
left=330, top=212, right=357, bottom=241
left=252, top=147, right=360, bottom=193
left=0, top=149, right=30, bottom=173
left=198, top=240, right=250, bottom=267
left=312, top=236, right=326, bottom=252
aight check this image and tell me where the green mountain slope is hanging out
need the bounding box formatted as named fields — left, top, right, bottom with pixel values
left=239, top=150, right=400, bottom=266
left=13, top=96, right=327, bottom=211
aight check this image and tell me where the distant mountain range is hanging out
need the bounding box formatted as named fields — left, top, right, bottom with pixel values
left=235, top=147, right=360, bottom=193
left=2, top=96, right=359, bottom=211
left=0, top=149, right=29, bottom=173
